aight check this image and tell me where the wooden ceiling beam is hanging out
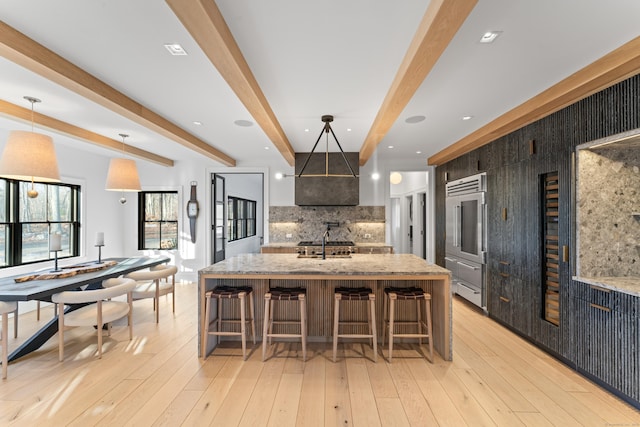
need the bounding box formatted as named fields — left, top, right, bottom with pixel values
left=167, top=0, right=296, bottom=166
left=428, top=36, right=640, bottom=166
left=0, top=20, right=235, bottom=167
left=0, top=99, right=174, bottom=167
left=359, top=0, right=478, bottom=166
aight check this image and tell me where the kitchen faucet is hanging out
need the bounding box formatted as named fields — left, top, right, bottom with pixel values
left=321, top=221, right=340, bottom=260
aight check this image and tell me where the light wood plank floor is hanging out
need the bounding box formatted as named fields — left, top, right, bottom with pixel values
left=2, top=281, right=639, bottom=426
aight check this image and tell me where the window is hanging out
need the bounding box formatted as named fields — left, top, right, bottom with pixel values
left=227, top=196, right=256, bottom=242
left=138, top=191, right=178, bottom=250
left=0, top=179, right=80, bottom=268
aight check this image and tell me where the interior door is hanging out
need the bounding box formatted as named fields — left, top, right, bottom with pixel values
left=212, top=174, right=226, bottom=263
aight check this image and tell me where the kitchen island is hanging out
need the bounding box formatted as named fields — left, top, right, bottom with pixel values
left=198, top=253, right=452, bottom=360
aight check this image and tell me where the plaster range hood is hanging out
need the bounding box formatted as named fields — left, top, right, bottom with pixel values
left=294, top=151, right=359, bottom=206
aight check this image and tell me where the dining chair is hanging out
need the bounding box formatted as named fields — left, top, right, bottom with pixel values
left=1, top=301, right=18, bottom=379
left=51, top=277, right=136, bottom=361
left=125, top=264, right=178, bottom=323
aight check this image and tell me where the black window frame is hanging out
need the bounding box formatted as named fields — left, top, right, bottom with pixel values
left=138, top=191, right=179, bottom=250
left=0, top=179, right=80, bottom=269
left=227, top=196, right=256, bottom=242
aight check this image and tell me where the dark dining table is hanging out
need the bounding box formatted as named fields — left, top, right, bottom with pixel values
left=0, top=256, right=169, bottom=361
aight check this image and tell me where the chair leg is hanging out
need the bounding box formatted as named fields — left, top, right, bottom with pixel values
left=388, top=294, right=396, bottom=363
left=155, top=279, right=160, bottom=324
left=262, top=294, right=271, bottom=361
left=217, top=297, right=222, bottom=345
left=426, top=297, right=434, bottom=362
left=2, top=312, right=8, bottom=379
left=203, top=293, right=212, bottom=359
left=416, top=299, right=422, bottom=345
left=248, top=292, right=256, bottom=345
left=97, top=301, right=103, bottom=359
left=13, top=305, right=18, bottom=339
left=58, top=303, right=65, bottom=362
left=268, top=300, right=274, bottom=345
left=370, top=296, right=377, bottom=363
left=240, top=292, right=247, bottom=361
left=300, top=295, right=307, bottom=362
left=128, top=293, right=133, bottom=340
left=332, top=294, right=340, bottom=363
left=382, top=293, right=388, bottom=347
left=171, top=275, right=176, bottom=313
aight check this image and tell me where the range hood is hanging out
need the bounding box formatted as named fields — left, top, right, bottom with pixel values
left=294, top=152, right=359, bottom=206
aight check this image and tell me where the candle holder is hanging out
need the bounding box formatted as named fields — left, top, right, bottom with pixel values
left=51, top=249, right=62, bottom=273
left=96, top=244, right=104, bottom=264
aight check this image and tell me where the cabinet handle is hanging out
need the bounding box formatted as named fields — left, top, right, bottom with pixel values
left=499, top=296, right=510, bottom=303
left=499, top=260, right=510, bottom=265
left=562, top=245, right=569, bottom=262
left=589, top=284, right=611, bottom=293
left=590, top=303, right=611, bottom=312
left=499, top=272, right=509, bottom=278
left=502, top=208, right=507, bottom=221
left=458, top=261, right=479, bottom=270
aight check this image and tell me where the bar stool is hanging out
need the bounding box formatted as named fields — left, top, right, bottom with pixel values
left=262, top=287, right=307, bottom=361
left=203, top=285, right=256, bottom=360
left=333, top=287, right=377, bottom=363
left=382, top=287, right=433, bottom=363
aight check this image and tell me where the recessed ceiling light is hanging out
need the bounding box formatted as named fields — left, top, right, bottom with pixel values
left=371, top=172, right=380, bottom=180
left=304, top=128, right=310, bottom=132
left=234, top=119, right=253, bottom=127
left=405, top=115, right=426, bottom=124
left=164, top=43, right=188, bottom=55
left=388, top=145, right=394, bottom=149
left=346, top=128, right=352, bottom=132
left=462, top=115, right=473, bottom=121
left=193, top=121, right=202, bottom=126
left=416, top=151, right=422, bottom=154
left=480, top=31, right=501, bottom=44
left=264, top=146, right=270, bottom=150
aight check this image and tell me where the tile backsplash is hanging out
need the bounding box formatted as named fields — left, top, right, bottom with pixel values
left=269, top=206, right=385, bottom=243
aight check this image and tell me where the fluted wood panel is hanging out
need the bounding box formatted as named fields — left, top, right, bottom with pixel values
left=435, top=73, right=640, bottom=406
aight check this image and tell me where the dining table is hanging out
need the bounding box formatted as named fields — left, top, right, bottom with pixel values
left=0, top=256, right=169, bottom=362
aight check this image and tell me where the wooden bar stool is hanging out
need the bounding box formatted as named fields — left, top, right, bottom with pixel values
left=382, top=286, right=433, bottom=363
left=333, top=287, right=377, bottom=363
left=203, top=285, right=256, bottom=360
left=262, top=287, right=307, bottom=361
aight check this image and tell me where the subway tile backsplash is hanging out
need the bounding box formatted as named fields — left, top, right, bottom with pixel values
left=269, top=206, right=385, bottom=243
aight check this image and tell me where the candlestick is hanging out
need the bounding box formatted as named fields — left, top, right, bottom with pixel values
left=96, top=245, right=103, bottom=264
left=50, top=233, right=62, bottom=252
left=95, top=232, right=104, bottom=246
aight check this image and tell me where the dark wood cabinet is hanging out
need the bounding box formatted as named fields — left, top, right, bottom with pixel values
left=572, top=281, right=640, bottom=405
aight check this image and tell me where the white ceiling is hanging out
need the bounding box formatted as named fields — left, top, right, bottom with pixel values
left=0, top=0, right=639, bottom=170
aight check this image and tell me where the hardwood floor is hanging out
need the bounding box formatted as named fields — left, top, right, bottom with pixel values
left=2, top=282, right=639, bottom=426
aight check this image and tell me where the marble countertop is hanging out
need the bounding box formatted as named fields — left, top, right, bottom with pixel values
left=200, top=253, right=450, bottom=277
left=263, top=242, right=392, bottom=248
left=573, top=276, right=640, bottom=297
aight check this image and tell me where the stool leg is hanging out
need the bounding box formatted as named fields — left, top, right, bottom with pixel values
left=202, top=293, right=212, bottom=358
left=370, top=295, right=377, bottom=363
left=300, top=295, right=307, bottom=362
left=268, top=300, right=275, bottom=345
left=240, top=292, right=247, bottom=360
left=332, top=294, right=340, bottom=363
left=248, top=292, right=256, bottom=345
left=389, top=293, right=396, bottom=363
left=416, top=299, right=422, bottom=345
left=382, top=292, right=388, bottom=347
left=426, top=297, right=433, bottom=362
left=217, top=297, right=222, bottom=345
left=262, top=294, right=271, bottom=361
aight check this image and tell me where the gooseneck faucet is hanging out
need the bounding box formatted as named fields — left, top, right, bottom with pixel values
left=321, top=228, right=330, bottom=260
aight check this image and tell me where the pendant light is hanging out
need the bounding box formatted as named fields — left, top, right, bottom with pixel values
left=105, top=133, right=141, bottom=204
left=0, top=96, right=61, bottom=198
left=297, top=115, right=357, bottom=178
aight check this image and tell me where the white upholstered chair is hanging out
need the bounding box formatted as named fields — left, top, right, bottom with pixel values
left=125, top=264, right=177, bottom=323
left=51, top=277, right=136, bottom=361
left=1, top=301, right=17, bottom=379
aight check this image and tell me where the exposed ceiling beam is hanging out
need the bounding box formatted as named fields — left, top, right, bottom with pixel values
left=167, top=0, right=296, bottom=166
left=428, top=36, right=640, bottom=166
left=0, top=99, right=174, bottom=167
left=0, top=20, right=235, bottom=167
left=359, top=0, right=478, bottom=166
